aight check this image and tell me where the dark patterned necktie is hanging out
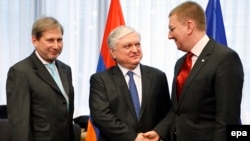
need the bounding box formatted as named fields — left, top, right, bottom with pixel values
left=176, top=52, right=193, bottom=102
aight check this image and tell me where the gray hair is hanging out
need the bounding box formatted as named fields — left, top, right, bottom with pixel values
left=107, top=26, right=140, bottom=49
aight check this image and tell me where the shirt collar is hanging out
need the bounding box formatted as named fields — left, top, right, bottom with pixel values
left=118, top=64, right=141, bottom=77
left=191, top=34, right=209, bottom=57
left=35, top=50, right=55, bottom=65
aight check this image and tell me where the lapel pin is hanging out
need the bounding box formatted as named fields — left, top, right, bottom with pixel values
left=201, top=59, right=205, bottom=62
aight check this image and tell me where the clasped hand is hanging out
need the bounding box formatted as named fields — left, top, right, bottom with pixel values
left=135, top=131, right=160, bottom=141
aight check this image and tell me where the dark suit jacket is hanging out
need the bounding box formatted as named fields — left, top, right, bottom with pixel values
left=89, top=64, right=172, bottom=141
left=154, top=39, right=244, bottom=141
left=6, top=51, right=74, bottom=141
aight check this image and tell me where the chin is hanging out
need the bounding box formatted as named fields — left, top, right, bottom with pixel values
left=133, top=61, right=140, bottom=65
left=48, top=56, right=57, bottom=62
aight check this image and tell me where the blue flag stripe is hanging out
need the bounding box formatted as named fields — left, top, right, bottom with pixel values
left=205, top=0, right=227, bottom=46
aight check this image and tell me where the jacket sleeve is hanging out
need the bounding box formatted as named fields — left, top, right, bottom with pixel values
left=6, top=67, right=33, bottom=141
left=89, top=74, right=137, bottom=141
left=212, top=51, right=243, bottom=140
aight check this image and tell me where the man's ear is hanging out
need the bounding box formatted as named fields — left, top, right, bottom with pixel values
left=109, top=48, right=116, bottom=60
left=186, top=20, right=194, bottom=35
left=32, top=36, right=38, bottom=48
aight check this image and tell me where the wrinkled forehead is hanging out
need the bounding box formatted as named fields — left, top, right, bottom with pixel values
left=118, top=32, right=140, bottom=43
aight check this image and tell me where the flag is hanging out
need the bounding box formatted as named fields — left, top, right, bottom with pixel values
left=86, top=0, right=125, bottom=140
left=86, top=118, right=99, bottom=141
left=205, top=0, right=227, bottom=46
left=96, top=0, right=125, bottom=72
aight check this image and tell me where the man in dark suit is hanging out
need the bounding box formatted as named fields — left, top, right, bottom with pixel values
left=6, top=16, right=75, bottom=141
left=143, top=1, right=244, bottom=141
left=89, top=26, right=172, bottom=141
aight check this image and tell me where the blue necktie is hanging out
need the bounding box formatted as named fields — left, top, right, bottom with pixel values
left=127, top=71, right=140, bottom=119
left=46, top=63, right=69, bottom=110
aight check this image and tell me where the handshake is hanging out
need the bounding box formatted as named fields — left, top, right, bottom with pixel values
left=135, top=131, right=162, bottom=141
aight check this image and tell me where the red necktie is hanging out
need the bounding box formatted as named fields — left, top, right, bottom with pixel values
left=176, top=52, right=193, bottom=102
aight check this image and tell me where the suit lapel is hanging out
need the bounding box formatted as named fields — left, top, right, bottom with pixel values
left=139, top=65, right=151, bottom=120
left=30, top=51, right=63, bottom=94
left=172, top=57, right=184, bottom=108
left=175, top=39, right=214, bottom=109
left=111, top=66, right=138, bottom=120
left=56, top=61, right=70, bottom=95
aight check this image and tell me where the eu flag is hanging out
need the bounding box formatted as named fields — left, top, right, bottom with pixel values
left=205, top=0, right=227, bottom=46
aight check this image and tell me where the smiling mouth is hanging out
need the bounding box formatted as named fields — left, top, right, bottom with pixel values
left=131, top=55, right=140, bottom=59
left=50, top=51, right=59, bottom=55
left=131, top=54, right=139, bottom=57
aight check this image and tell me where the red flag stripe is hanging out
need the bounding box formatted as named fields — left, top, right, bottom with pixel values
left=100, top=0, right=125, bottom=68
left=86, top=0, right=125, bottom=141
